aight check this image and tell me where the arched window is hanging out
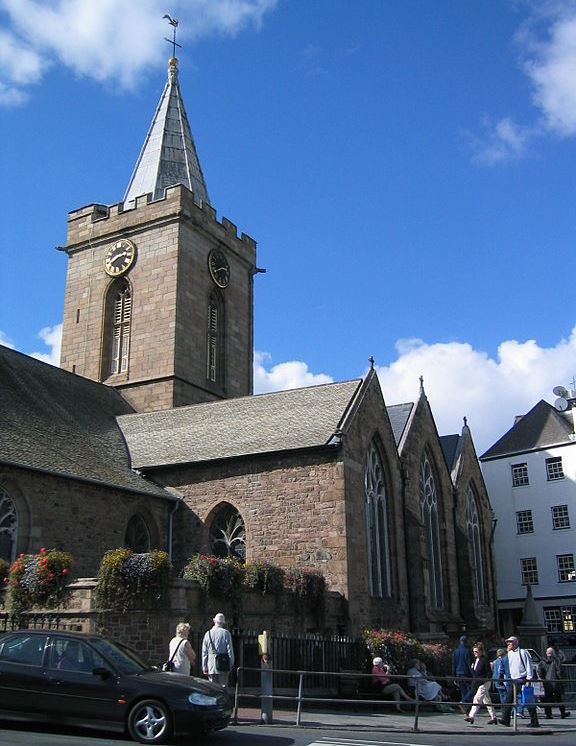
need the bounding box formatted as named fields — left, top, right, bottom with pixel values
left=124, top=514, right=151, bottom=554
left=466, top=484, right=487, bottom=605
left=365, top=439, right=392, bottom=597
left=0, top=487, right=17, bottom=562
left=420, top=451, right=444, bottom=608
left=209, top=504, right=245, bottom=562
left=101, top=279, right=132, bottom=378
left=206, top=293, right=225, bottom=387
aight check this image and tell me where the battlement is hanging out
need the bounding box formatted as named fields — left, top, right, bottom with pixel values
left=66, top=184, right=256, bottom=256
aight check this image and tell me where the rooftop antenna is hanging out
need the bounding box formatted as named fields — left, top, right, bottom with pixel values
left=163, top=14, right=182, bottom=58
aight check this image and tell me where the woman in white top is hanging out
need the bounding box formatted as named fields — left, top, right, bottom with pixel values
left=168, top=622, right=196, bottom=675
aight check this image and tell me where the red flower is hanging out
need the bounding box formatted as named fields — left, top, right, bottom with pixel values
left=62, top=568, right=69, bottom=576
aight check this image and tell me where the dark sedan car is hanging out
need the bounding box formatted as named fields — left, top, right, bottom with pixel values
left=0, top=629, right=232, bottom=743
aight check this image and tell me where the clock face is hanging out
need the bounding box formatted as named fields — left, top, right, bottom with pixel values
left=208, top=249, right=230, bottom=288
left=104, top=239, right=136, bottom=277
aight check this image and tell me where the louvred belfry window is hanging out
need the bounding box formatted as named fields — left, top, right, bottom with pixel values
left=111, top=282, right=131, bottom=374
left=206, top=293, right=224, bottom=387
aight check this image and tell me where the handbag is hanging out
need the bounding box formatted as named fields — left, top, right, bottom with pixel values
left=521, top=684, right=535, bottom=705
left=532, top=680, right=545, bottom=697
left=209, top=631, right=231, bottom=672
left=162, top=638, right=184, bottom=672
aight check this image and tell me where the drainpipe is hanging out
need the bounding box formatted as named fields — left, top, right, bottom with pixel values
left=488, top=515, right=500, bottom=637
left=168, top=497, right=183, bottom=562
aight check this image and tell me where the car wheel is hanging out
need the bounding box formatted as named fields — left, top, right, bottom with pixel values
left=127, top=699, right=172, bottom=744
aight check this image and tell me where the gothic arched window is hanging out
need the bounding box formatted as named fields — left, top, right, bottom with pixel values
left=0, top=487, right=17, bottom=563
left=209, top=504, right=245, bottom=562
left=206, top=293, right=225, bottom=387
left=466, top=484, right=487, bottom=605
left=101, top=278, right=132, bottom=378
left=365, top=439, right=392, bottom=597
left=420, top=451, right=444, bottom=608
left=124, top=514, right=151, bottom=554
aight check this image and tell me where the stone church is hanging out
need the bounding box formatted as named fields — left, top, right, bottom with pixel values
left=0, top=57, right=497, bottom=637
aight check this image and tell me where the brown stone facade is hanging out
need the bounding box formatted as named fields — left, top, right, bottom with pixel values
left=0, top=465, right=171, bottom=578
left=60, top=185, right=257, bottom=411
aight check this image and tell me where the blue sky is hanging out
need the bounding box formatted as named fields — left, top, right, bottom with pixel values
left=2, top=0, right=576, bottom=454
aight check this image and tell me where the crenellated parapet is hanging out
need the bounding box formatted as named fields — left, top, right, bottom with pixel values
left=66, top=184, right=256, bottom=261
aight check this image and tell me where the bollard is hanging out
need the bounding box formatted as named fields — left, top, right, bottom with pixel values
left=260, top=653, right=273, bottom=723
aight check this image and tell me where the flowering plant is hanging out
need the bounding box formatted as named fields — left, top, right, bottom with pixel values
left=183, top=554, right=244, bottom=597
left=95, top=549, right=171, bottom=612
left=284, top=567, right=326, bottom=599
left=243, top=561, right=285, bottom=595
left=363, top=627, right=450, bottom=675
left=6, top=548, right=73, bottom=614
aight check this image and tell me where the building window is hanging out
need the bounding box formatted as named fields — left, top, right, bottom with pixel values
left=101, top=278, right=131, bottom=378
left=516, top=510, right=534, bottom=534
left=544, top=606, right=576, bottom=633
left=511, top=463, right=529, bottom=487
left=557, top=554, right=576, bottom=582
left=365, top=440, right=392, bottom=598
left=0, top=488, right=17, bottom=563
left=206, top=293, right=225, bottom=387
left=124, top=514, right=151, bottom=553
left=466, top=484, right=487, bottom=604
left=420, top=451, right=444, bottom=608
left=552, top=505, right=570, bottom=530
left=520, top=557, right=539, bottom=585
left=210, top=504, right=245, bottom=562
left=546, top=457, right=564, bottom=481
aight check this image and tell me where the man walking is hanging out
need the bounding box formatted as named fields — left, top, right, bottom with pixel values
left=452, top=634, right=473, bottom=708
left=202, top=612, right=235, bottom=688
left=499, top=635, right=539, bottom=728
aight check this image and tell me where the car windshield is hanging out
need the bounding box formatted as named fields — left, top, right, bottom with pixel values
left=91, top=638, right=153, bottom=675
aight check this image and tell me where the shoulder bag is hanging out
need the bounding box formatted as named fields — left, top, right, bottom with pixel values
left=209, top=631, right=230, bottom=672
left=162, top=638, right=184, bottom=672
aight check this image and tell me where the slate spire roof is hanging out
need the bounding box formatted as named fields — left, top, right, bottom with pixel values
left=124, top=57, right=210, bottom=206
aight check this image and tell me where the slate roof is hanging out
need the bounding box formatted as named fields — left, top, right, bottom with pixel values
left=440, top=434, right=461, bottom=471
left=480, top=399, right=575, bottom=460
left=0, top=345, right=172, bottom=499
left=386, top=402, right=414, bottom=446
left=118, top=379, right=363, bottom=469
left=124, top=57, right=209, bottom=206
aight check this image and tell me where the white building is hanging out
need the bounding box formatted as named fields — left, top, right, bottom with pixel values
left=480, top=397, right=576, bottom=644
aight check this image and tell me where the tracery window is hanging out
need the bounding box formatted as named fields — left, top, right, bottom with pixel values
left=0, top=488, right=17, bottom=563
left=466, top=484, right=487, bottom=604
left=124, top=514, right=151, bottom=554
left=210, top=504, right=245, bottom=561
left=365, top=440, right=392, bottom=597
left=206, top=293, right=225, bottom=386
left=420, top=451, right=444, bottom=608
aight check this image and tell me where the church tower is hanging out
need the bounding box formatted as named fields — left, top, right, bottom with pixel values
left=59, top=57, right=257, bottom=412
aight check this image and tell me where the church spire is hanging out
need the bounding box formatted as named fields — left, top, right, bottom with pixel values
left=124, top=56, right=210, bottom=206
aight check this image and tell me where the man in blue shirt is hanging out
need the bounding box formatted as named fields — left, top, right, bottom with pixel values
left=452, top=635, right=473, bottom=707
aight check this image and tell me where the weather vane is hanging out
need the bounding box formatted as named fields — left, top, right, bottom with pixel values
left=163, top=14, right=182, bottom=58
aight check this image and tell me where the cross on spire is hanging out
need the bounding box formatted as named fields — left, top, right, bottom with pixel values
left=163, top=14, right=182, bottom=58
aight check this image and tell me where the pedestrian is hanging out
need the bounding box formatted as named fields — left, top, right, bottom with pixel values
left=201, top=612, right=235, bottom=687
left=406, top=659, right=447, bottom=708
left=464, top=642, right=497, bottom=725
left=491, top=647, right=510, bottom=705
left=537, top=646, right=571, bottom=719
left=498, top=635, right=540, bottom=728
left=548, top=639, right=567, bottom=664
left=452, top=634, right=473, bottom=707
left=371, top=657, right=413, bottom=712
left=166, top=622, right=196, bottom=675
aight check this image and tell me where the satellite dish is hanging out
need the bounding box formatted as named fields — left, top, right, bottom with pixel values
left=553, top=385, right=569, bottom=398
left=555, top=397, right=569, bottom=412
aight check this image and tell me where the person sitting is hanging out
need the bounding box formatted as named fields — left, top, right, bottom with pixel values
left=406, top=658, right=447, bottom=708
left=371, top=657, right=412, bottom=712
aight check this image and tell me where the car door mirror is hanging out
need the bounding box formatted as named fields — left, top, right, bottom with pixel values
left=92, top=666, right=112, bottom=679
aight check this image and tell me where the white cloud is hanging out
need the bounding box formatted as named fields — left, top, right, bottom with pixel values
left=374, top=328, right=576, bottom=454
left=472, top=2, right=576, bottom=163
left=254, top=351, right=333, bottom=393
left=0, top=0, right=277, bottom=101
left=29, top=323, right=62, bottom=366
left=0, top=331, right=15, bottom=349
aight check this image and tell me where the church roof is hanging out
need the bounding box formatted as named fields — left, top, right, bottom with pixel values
left=440, top=434, right=461, bottom=471
left=480, top=399, right=575, bottom=461
left=386, top=402, right=414, bottom=446
left=124, top=57, right=209, bottom=206
left=0, top=346, right=172, bottom=499
left=118, top=379, right=363, bottom=469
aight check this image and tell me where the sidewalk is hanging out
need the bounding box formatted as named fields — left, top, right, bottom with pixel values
left=233, top=704, right=576, bottom=734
